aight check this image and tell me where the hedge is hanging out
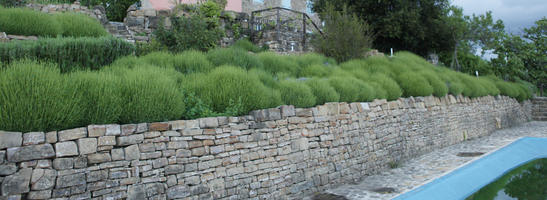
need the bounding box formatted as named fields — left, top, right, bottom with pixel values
left=0, top=37, right=135, bottom=72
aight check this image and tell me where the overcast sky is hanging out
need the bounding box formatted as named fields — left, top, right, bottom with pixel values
left=452, top=0, right=547, bottom=34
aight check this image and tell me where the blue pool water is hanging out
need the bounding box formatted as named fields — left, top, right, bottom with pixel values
left=393, top=137, right=547, bottom=200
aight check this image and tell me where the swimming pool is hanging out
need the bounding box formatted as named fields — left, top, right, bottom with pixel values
left=393, top=137, right=547, bottom=200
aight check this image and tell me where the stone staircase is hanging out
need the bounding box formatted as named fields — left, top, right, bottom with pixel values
left=532, top=97, right=547, bottom=121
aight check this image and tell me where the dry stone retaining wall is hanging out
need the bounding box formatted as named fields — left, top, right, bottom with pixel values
left=0, top=95, right=531, bottom=199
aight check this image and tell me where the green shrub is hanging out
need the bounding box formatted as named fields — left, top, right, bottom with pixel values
left=328, top=76, right=361, bottom=102
left=140, top=51, right=175, bottom=68
left=183, top=66, right=281, bottom=114
left=55, top=13, right=108, bottom=37
left=368, top=82, right=388, bottom=100
left=155, top=14, right=223, bottom=52
left=299, top=64, right=332, bottom=77
left=69, top=71, right=123, bottom=124
left=117, top=65, right=185, bottom=123
left=313, top=4, right=374, bottom=62
left=289, top=52, right=336, bottom=68
left=305, top=78, right=340, bottom=104
left=393, top=51, right=433, bottom=71
left=460, top=75, right=489, bottom=98
left=367, top=73, right=402, bottom=100
left=207, top=47, right=263, bottom=70
left=257, top=52, right=300, bottom=76
left=495, top=80, right=519, bottom=98
left=396, top=73, right=434, bottom=97
left=0, top=37, right=135, bottom=72
left=0, top=61, right=84, bottom=132
left=232, top=39, right=262, bottom=53
left=361, top=56, right=396, bottom=77
left=0, top=7, right=62, bottom=37
left=249, top=69, right=279, bottom=88
left=172, top=50, right=214, bottom=73
left=437, top=70, right=465, bottom=96
left=356, top=81, right=376, bottom=102
left=420, top=71, right=448, bottom=97
left=477, top=77, right=500, bottom=96
left=515, top=83, right=532, bottom=102
left=278, top=80, right=316, bottom=107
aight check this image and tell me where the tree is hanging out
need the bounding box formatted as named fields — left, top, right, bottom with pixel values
left=311, top=0, right=453, bottom=57
left=523, top=17, right=546, bottom=95
left=313, top=4, right=374, bottom=62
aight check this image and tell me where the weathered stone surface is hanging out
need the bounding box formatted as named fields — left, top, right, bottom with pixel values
left=57, top=128, right=86, bottom=141
left=73, top=156, right=87, bottom=169
left=0, top=164, right=17, bottom=175
left=0, top=150, right=4, bottom=164
left=87, top=153, right=111, bottom=164
left=111, top=148, right=125, bottom=161
left=56, top=173, right=85, bottom=188
left=149, top=122, right=169, bottom=131
left=0, top=131, right=22, bottom=150
left=124, top=144, right=140, bottom=160
left=45, top=131, right=57, bottom=144
left=105, top=124, right=121, bottom=136
left=167, top=185, right=190, bottom=199
left=77, top=138, right=97, bottom=155
left=52, top=158, right=73, bottom=170
left=55, top=141, right=78, bottom=157
left=22, top=132, right=45, bottom=145
left=127, top=184, right=145, bottom=200
left=87, top=170, right=108, bottom=182
left=7, top=144, right=55, bottom=162
left=199, top=117, right=219, bottom=128
left=31, top=169, right=56, bottom=190
left=117, top=134, right=144, bottom=146
left=98, top=136, right=116, bottom=146
left=165, top=164, right=184, bottom=175
left=1, top=168, right=31, bottom=196
left=27, top=190, right=51, bottom=199
left=87, top=125, right=106, bottom=137
left=280, top=105, right=296, bottom=118
left=121, top=124, right=137, bottom=135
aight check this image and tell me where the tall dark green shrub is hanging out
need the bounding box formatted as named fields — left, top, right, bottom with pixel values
left=313, top=4, right=374, bottom=62
left=0, top=37, right=134, bottom=72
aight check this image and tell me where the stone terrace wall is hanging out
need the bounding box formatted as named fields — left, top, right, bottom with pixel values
left=0, top=95, right=531, bottom=199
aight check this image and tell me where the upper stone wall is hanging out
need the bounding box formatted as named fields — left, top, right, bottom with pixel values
left=0, top=95, right=531, bottom=199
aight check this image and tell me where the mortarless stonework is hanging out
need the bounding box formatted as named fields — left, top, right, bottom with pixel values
left=0, top=95, right=532, bottom=199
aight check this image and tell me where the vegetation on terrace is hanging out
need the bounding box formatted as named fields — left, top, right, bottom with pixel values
left=0, top=44, right=534, bottom=132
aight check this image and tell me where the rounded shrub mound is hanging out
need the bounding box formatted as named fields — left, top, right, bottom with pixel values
left=396, top=72, right=434, bottom=97
left=368, top=73, right=402, bottom=100
left=305, top=78, right=340, bottom=104
left=329, top=76, right=362, bottom=102
left=278, top=80, right=316, bottom=108
left=477, top=77, right=500, bottom=96
left=0, top=7, right=62, bottom=37
left=231, top=39, right=262, bottom=53
left=172, top=50, right=214, bottom=73
left=140, top=51, right=175, bottom=69
left=117, top=65, right=185, bottom=124
left=257, top=52, right=300, bottom=76
left=459, top=75, right=488, bottom=98
left=0, top=61, right=84, bottom=132
left=361, top=56, right=396, bottom=77
left=420, top=71, right=448, bottom=97
left=437, top=70, right=465, bottom=96
left=184, top=66, right=281, bottom=114
left=367, top=82, right=388, bottom=100
left=69, top=71, right=123, bottom=124
left=207, top=48, right=263, bottom=70
left=299, top=64, right=333, bottom=77
left=495, top=81, right=519, bottom=98
left=290, top=53, right=336, bottom=68
left=356, top=81, right=376, bottom=102
left=55, top=13, right=109, bottom=37
left=249, top=69, right=279, bottom=88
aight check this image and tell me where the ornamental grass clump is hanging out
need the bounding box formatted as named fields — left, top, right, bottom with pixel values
left=396, top=72, right=434, bottom=97
left=367, top=73, right=402, bottom=100
left=420, top=71, right=448, bottom=97
left=0, top=61, right=84, bottom=132
left=0, top=7, right=62, bottom=37
left=257, top=52, right=300, bottom=76
left=328, top=77, right=362, bottom=102
left=305, top=78, right=340, bottom=104
left=278, top=80, right=316, bottom=108
left=299, top=64, right=333, bottom=77
left=55, top=13, right=109, bottom=37
left=232, top=39, right=263, bottom=53
left=173, top=50, right=214, bottom=73
left=207, top=47, right=263, bottom=70
left=290, top=52, right=336, bottom=68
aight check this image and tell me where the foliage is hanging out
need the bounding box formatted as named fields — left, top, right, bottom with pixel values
left=54, top=12, right=109, bottom=37
left=0, top=7, right=108, bottom=37
left=278, top=80, right=316, bottom=107
left=231, top=39, right=263, bottom=53
left=305, top=78, right=340, bottom=104
left=206, top=47, right=263, bottom=69
left=256, top=52, right=300, bottom=76
left=313, top=4, right=374, bottom=62
left=367, top=73, right=403, bottom=100
left=420, top=71, right=448, bottom=97
left=299, top=64, right=332, bottom=77
left=328, top=76, right=362, bottom=102
left=396, top=73, right=434, bottom=97
left=155, top=14, right=223, bottom=52
left=80, top=0, right=137, bottom=21
left=0, top=37, right=135, bottom=72
left=289, top=53, right=336, bottom=68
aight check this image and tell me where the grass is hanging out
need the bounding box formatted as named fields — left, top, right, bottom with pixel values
left=0, top=48, right=534, bottom=132
left=0, top=7, right=108, bottom=37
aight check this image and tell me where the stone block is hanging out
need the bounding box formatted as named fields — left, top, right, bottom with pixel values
left=45, top=131, right=57, bottom=143
left=167, top=185, right=190, bottom=199
left=0, top=164, right=17, bottom=175
left=73, top=156, right=87, bottom=169
left=55, top=141, right=78, bottom=157
left=152, top=158, right=168, bottom=168
left=121, top=124, right=137, bottom=135
left=87, top=170, right=108, bottom=182
left=149, top=122, right=169, bottom=131
left=250, top=108, right=281, bottom=122
left=105, top=124, right=121, bottom=136
left=87, top=125, right=106, bottom=137
left=280, top=105, right=295, bottom=118
left=56, top=173, right=85, bottom=188
left=27, top=190, right=52, bottom=199
left=58, top=127, right=87, bottom=141
left=199, top=117, right=219, bottom=128
left=98, top=136, right=116, bottom=146
left=87, top=153, right=111, bottom=164
left=77, top=138, right=97, bottom=155
left=181, top=128, right=203, bottom=136
left=136, top=123, right=148, bottom=133
left=1, top=168, right=32, bottom=196
left=53, top=158, right=73, bottom=170
left=0, top=131, right=22, bottom=150
left=7, top=144, right=55, bottom=162
left=165, top=164, right=184, bottom=175
left=0, top=150, right=4, bottom=164
left=117, top=134, right=144, bottom=146
left=167, top=141, right=188, bottom=149
left=295, top=108, right=313, bottom=117
left=23, top=132, right=45, bottom=145
left=124, top=145, right=140, bottom=160
left=111, top=148, right=125, bottom=161
left=291, top=138, right=309, bottom=151
left=31, top=169, right=56, bottom=190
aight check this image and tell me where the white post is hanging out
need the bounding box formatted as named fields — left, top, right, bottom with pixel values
left=475, top=71, right=479, bottom=77
left=390, top=48, right=393, bottom=57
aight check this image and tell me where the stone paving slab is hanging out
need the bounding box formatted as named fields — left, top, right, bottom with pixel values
left=316, top=121, right=547, bottom=200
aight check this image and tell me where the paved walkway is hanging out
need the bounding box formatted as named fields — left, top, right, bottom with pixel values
left=320, top=121, right=547, bottom=200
